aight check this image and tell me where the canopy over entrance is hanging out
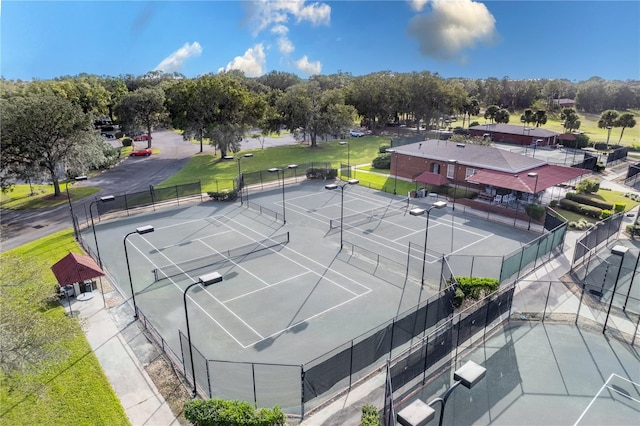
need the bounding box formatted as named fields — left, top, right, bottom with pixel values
left=466, top=165, right=589, bottom=193
left=415, top=171, right=450, bottom=186
left=51, top=253, right=105, bottom=286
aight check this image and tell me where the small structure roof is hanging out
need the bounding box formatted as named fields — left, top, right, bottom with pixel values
left=557, top=133, right=577, bottom=141
left=465, top=165, right=590, bottom=193
left=415, top=171, right=450, bottom=186
left=51, top=252, right=105, bottom=286
left=396, top=139, right=546, bottom=174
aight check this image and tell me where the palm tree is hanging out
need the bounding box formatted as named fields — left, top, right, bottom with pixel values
left=495, top=108, right=510, bottom=124
left=615, top=113, right=636, bottom=143
left=533, top=110, right=547, bottom=127
left=520, top=109, right=535, bottom=128
left=561, top=108, right=581, bottom=133
left=461, top=98, right=480, bottom=128
left=483, top=105, right=500, bottom=123
left=598, top=110, right=619, bottom=148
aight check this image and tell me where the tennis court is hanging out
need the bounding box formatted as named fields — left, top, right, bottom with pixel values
left=83, top=180, right=544, bottom=407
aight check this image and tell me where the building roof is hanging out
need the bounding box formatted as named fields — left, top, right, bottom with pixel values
left=469, top=123, right=559, bottom=138
left=557, top=133, right=577, bottom=141
left=466, top=165, right=590, bottom=193
left=396, top=139, right=546, bottom=174
left=51, top=252, right=105, bottom=286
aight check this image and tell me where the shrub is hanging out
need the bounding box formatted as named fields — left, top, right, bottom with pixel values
left=601, top=209, right=613, bottom=219
left=524, top=203, right=545, bottom=221
left=595, top=162, right=606, bottom=172
left=566, top=192, right=613, bottom=210
left=559, top=198, right=603, bottom=218
left=454, top=287, right=465, bottom=307
left=575, top=179, right=600, bottom=194
left=372, top=154, right=391, bottom=169
left=625, top=192, right=640, bottom=202
left=184, top=399, right=286, bottom=426
left=613, top=202, right=626, bottom=213
left=306, top=167, right=337, bottom=180
left=379, top=145, right=390, bottom=154
left=626, top=223, right=640, bottom=237
left=122, top=137, right=133, bottom=147
left=207, top=190, right=237, bottom=201
left=549, top=199, right=558, bottom=208
left=361, top=404, right=381, bottom=426
left=455, top=277, right=499, bottom=300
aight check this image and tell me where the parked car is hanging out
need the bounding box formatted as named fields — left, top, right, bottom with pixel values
left=133, top=134, right=152, bottom=141
left=129, top=148, right=152, bottom=157
left=349, top=130, right=365, bottom=137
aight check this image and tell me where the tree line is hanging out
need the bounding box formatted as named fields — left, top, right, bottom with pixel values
left=1, top=71, right=638, bottom=195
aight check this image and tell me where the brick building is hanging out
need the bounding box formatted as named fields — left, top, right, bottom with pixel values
left=469, top=123, right=560, bottom=148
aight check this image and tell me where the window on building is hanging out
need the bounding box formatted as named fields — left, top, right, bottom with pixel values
left=447, top=164, right=455, bottom=179
left=465, top=168, right=477, bottom=179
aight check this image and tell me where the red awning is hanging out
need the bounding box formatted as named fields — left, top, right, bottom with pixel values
left=557, top=133, right=577, bottom=141
left=51, top=253, right=105, bottom=286
left=465, top=165, right=590, bottom=193
left=414, top=171, right=450, bottom=186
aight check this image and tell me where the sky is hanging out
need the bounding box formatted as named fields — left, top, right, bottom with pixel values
left=1, top=1, right=639, bottom=82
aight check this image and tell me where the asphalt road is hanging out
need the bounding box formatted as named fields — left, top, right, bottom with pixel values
left=0, top=130, right=301, bottom=252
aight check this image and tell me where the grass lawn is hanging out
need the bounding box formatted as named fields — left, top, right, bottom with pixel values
left=552, top=188, right=639, bottom=226
left=0, top=184, right=100, bottom=210
left=158, top=135, right=391, bottom=192
left=0, top=230, right=128, bottom=425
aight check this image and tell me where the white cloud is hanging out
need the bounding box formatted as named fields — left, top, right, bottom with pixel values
left=249, top=0, right=331, bottom=34
left=409, top=0, right=429, bottom=12
left=218, top=44, right=266, bottom=77
left=154, top=42, right=202, bottom=73
left=278, top=37, right=295, bottom=54
left=271, top=24, right=289, bottom=35
left=295, top=55, right=321, bottom=76
left=407, top=0, right=497, bottom=61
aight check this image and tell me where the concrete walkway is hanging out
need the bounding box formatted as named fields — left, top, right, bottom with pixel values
left=67, top=285, right=179, bottom=425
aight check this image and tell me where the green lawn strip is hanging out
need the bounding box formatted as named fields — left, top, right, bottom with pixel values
left=594, top=188, right=639, bottom=211
left=158, top=136, right=390, bottom=193
left=0, top=230, right=128, bottom=425
left=0, top=185, right=101, bottom=210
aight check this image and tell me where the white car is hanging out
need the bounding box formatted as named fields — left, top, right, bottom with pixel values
left=349, top=130, right=365, bottom=137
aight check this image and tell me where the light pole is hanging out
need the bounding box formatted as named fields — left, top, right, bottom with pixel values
left=386, top=148, right=399, bottom=195
left=325, top=179, right=359, bottom=249
left=447, top=160, right=458, bottom=211
left=527, top=172, right=539, bottom=231
left=89, top=195, right=115, bottom=267
left=339, top=141, right=351, bottom=178
left=224, top=153, right=253, bottom=205
left=396, top=360, right=486, bottom=426
left=66, top=176, right=87, bottom=239
left=603, top=245, right=628, bottom=332
left=410, top=201, right=447, bottom=286
left=124, top=225, right=155, bottom=319
left=184, top=272, right=223, bottom=397
left=268, top=167, right=286, bottom=224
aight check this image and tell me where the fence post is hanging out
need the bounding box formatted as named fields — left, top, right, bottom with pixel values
left=124, top=193, right=130, bottom=216
left=207, top=361, right=212, bottom=398
left=252, top=363, right=257, bottom=407
left=300, top=365, right=305, bottom=420
left=175, top=185, right=179, bottom=206
left=348, top=341, right=354, bottom=390
left=543, top=281, right=553, bottom=321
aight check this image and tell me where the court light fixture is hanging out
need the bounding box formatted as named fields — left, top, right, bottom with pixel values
left=527, top=172, right=539, bottom=230
left=396, top=360, right=486, bottom=426
left=124, top=225, right=155, bottom=320
left=325, top=179, right=359, bottom=250
left=339, top=141, right=351, bottom=176
left=268, top=168, right=287, bottom=224
left=184, top=271, right=223, bottom=397
left=410, top=201, right=447, bottom=286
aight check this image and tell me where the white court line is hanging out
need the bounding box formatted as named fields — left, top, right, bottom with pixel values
left=153, top=228, right=236, bottom=254
left=222, top=270, right=314, bottom=303
left=197, top=239, right=271, bottom=287
left=573, top=373, right=640, bottom=425
left=126, top=234, right=250, bottom=347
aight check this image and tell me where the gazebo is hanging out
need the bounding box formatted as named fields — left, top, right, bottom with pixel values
left=51, top=252, right=105, bottom=301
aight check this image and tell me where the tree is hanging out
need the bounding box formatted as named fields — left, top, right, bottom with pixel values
left=615, top=113, right=636, bottom=142
left=520, top=109, right=535, bottom=127
left=561, top=108, right=581, bottom=133
left=115, top=87, right=166, bottom=149
left=1, top=95, right=96, bottom=195
left=533, top=110, right=547, bottom=127
left=598, top=109, right=619, bottom=148
left=461, top=98, right=480, bottom=128
left=495, top=108, right=510, bottom=124
left=483, top=105, right=500, bottom=123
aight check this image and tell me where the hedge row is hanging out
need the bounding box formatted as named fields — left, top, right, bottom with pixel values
left=306, top=167, right=337, bottom=180
left=566, top=192, right=613, bottom=210
left=208, top=190, right=237, bottom=201
left=559, top=198, right=602, bottom=218
left=455, top=277, right=499, bottom=300
left=184, top=399, right=285, bottom=426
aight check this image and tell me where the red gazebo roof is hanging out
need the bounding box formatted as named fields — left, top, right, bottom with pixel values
left=51, top=252, right=105, bottom=286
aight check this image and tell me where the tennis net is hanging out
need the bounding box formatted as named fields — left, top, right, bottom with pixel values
left=329, top=198, right=410, bottom=230
left=153, top=232, right=290, bottom=281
